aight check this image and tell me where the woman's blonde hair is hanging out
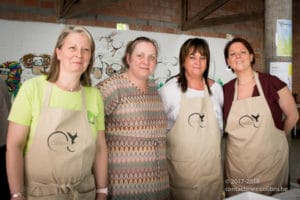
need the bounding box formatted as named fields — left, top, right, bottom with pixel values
left=46, top=25, right=95, bottom=86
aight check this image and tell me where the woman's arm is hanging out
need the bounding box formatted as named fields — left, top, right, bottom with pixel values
left=209, top=80, right=224, bottom=133
left=6, top=121, right=29, bottom=199
left=93, top=130, right=108, bottom=200
left=277, top=86, right=299, bottom=134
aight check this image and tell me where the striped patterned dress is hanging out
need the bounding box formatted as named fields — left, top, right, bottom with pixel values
left=97, top=74, right=170, bottom=200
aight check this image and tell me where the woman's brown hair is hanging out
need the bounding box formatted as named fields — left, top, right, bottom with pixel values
left=122, top=36, right=159, bottom=69
left=167, top=38, right=212, bottom=95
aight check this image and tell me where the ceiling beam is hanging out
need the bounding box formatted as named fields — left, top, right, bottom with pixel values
left=56, top=0, right=65, bottom=18
left=182, top=0, right=232, bottom=30
left=57, top=0, right=121, bottom=19
left=181, top=0, right=188, bottom=26
left=57, top=0, right=79, bottom=18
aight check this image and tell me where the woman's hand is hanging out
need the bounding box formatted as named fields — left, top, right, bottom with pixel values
left=278, top=86, right=299, bottom=134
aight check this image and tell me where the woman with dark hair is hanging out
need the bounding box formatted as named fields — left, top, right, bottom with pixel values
left=6, top=25, right=108, bottom=200
left=223, top=37, right=299, bottom=197
left=159, top=38, right=224, bottom=199
left=96, top=36, right=170, bottom=200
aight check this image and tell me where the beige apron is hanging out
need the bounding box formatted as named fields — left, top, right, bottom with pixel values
left=225, top=72, right=289, bottom=197
left=167, top=83, right=223, bottom=200
left=24, top=83, right=96, bottom=200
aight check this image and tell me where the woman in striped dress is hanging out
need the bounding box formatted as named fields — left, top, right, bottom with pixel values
left=96, top=37, right=170, bottom=200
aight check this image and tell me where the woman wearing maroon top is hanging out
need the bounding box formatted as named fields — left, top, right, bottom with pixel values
left=223, top=37, right=299, bottom=197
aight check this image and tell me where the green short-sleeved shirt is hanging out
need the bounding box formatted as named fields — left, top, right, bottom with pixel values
left=8, top=75, right=105, bottom=152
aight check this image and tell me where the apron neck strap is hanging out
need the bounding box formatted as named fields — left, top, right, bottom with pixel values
left=253, top=71, right=265, bottom=97
left=233, top=71, right=265, bottom=100
left=43, top=82, right=53, bottom=108
left=43, top=82, right=86, bottom=111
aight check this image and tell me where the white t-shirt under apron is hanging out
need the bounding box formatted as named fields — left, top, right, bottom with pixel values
left=158, top=78, right=224, bottom=132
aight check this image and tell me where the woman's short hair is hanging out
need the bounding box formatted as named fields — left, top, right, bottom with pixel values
left=122, top=36, right=159, bottom=69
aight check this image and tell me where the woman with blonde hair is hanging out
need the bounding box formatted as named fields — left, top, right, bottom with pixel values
left=6, top=25, right=108, bottom=200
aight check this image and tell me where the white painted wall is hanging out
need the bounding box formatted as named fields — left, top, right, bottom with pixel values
left=0, top=19, right=235, bottom=87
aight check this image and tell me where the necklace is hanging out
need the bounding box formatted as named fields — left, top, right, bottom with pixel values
left=55, top=82, right=80, bottom=92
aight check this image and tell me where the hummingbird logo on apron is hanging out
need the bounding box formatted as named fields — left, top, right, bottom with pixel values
left=47, top=130, right=79, bottom=152
left=239, top=113, right=261, bottom=128
left=188, top=112, right=206, bottom=128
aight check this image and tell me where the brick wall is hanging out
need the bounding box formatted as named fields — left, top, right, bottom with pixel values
left=0, top=0, right=265, bottom=72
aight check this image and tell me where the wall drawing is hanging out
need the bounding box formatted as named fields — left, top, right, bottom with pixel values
left=92, top=31, right=126, bottom=81
left=98, top=31, right=124, bottom=57
left=0, top=19, right=236, bottom=89
left=0, top=61, right=22, bottom=98
left=20, top=54, right=51, bottom=75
